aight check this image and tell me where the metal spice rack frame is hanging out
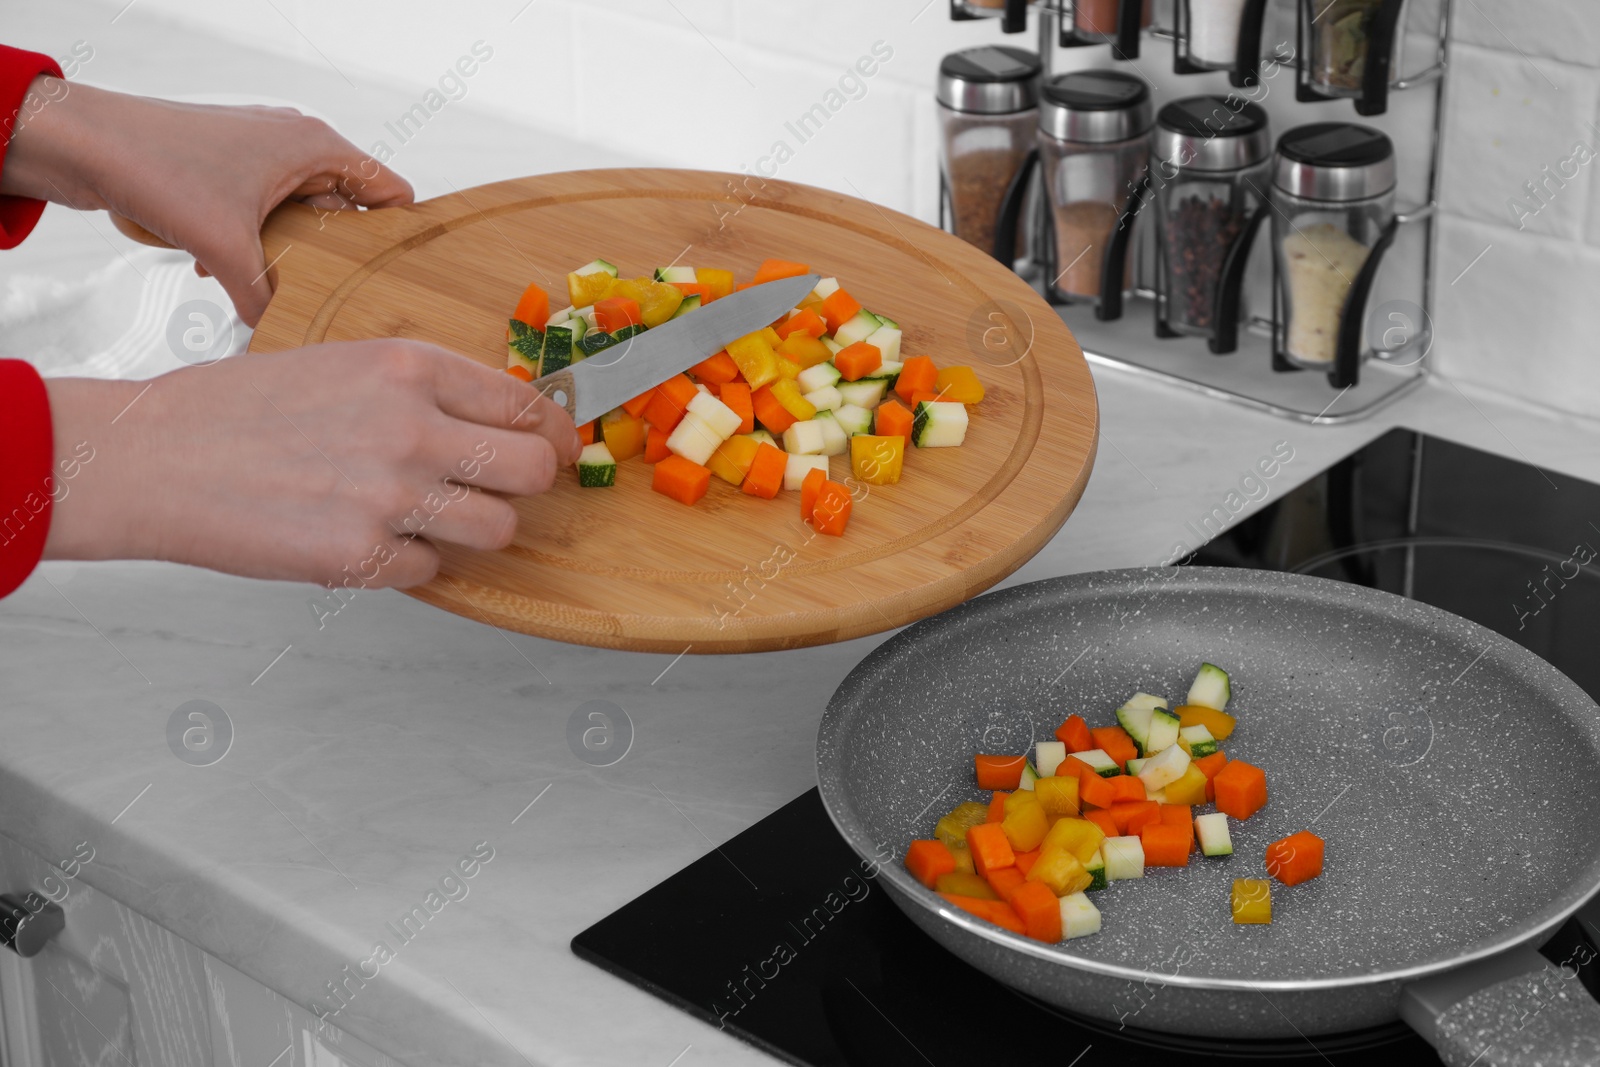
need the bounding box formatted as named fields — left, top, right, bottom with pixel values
left=945, top=0, right=1454, bottom=424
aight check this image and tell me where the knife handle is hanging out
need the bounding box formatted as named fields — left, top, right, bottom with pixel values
left=532, top=367, right=578, bottom=421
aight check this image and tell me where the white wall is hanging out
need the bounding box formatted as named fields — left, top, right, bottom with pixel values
left=68, top=0, right=1600, bottom=418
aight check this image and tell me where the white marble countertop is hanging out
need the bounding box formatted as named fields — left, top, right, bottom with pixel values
left=7, top=7, right=1600, bottom=1067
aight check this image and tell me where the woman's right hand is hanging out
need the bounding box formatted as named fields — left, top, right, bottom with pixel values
left=42, top=340, right=582, bottom=589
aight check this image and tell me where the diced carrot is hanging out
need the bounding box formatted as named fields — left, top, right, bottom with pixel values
left=908, top=390, right=941, bottom=407
left=651, top=455, right=710, bottom=506
left=938, top=893, right=1026, bottom=936
left=810, top=481, right=852, bottom=536
left=904, top=839, right=957, bottom=888
left=578, top=421, right=596, bottom=445
left=1266, top=830, right=1325, bottom=886
left=643, top=426, right=671, bottom=463
left=819, top=288, right=863, bottom=333
left=1059, top=755, right=1099, bottom=780
left=690, top=351, right=740, bottom=384
left=740, top=442, right=787, bottom=499
left=873, top=399, right=914, bottom=446
left=1141, top=823, right=1191, bottom=867
left=505, top=364, right=533, bottom=382
left=1013, top=848, right=1040, bottom=877
left=776, top=308, right=827, bottom=340
left=986, top=791, right=1009, bottom=823
left=1213, top=759, right=1268, bottom=820
left=800, top=467, right=826, bottom=522
left=965, top=822, right=1015, bottom=880
left=642, top=374, right=699, bottom=432
left=1159, top=804, right=1195, bottom=850
left=975, top=754, right=1025, bottom=790
left=1083, top=809, right=1119, bottom=838
left=622, top=388, right=656, bottom=419
left=1008, top=880, right=1063, bottom=943
left=1051, top=714, right=1091, bottom=753
left=833, top=341, right=882, bottom=382
left=752, top=258, right=810, bottom=285
left=671, top=281, right=712, bottom=303
left=1111, top=800, right=1161, bottom=835
left=1106, top=775, right=1147, bottom=803
left=512, top=282, right=549, bottom=329
left=594, top=296, right=642, bottom=333
left=1078, top=772, right=1116, bottom=809
left=894, top=355, right=938, bottom=403
left=985, top=865, right=1027, bottom=904
left=713, top=382, right=753, bottom=435
left=1193, top=751, right=1228, bottom=803
left=1090, top=726, right=1138, bottom=769
left=751, top=385, right=798, bottom=434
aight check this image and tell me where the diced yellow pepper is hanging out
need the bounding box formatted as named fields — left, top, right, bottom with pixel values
left=934, top=802, right=990, bottom=852
left=1001, top=801, right=1048, bottom=852
left=768, top=379, right=816, bottom=422
left=1026, top=848, right=1091, bottom=896
left=950, top=843, right=976, bottom=875
left=1178, top=704, right=1237, bottom=741
left=609, top=277, right=683, bottom=328
left=797, top=291, right=826, bottom=316
left=935, top=871, right=996, bottom=899
left=850, top=434, right=904, bottom=486
left=726, top=332, right=780, bottom=391
left=1164, top=764, right=1209, bottom=806
left=1034, top=775, right=1080, bottom=816
left=1002, top=789, right=1041, bottom=815
left=1232, top=879, right=1272, bottom=924
left=775, top=355, right=801, bottom=381
left=568, top=270, right=614, bottom=310
left=600, top=411, right=646, bottom=462
left=706, top=434, right=761, bottom=485
left=778, top=332, right=833, bottom=368
left=935, top=365, right=986, bottom=404
left=761, top=326, right=785, bottom=350
left=1041, top=817, right=1105, bottom=864
left=696, top=268, right=734, bottom=301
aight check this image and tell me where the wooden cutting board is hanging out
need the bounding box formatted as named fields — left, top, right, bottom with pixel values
left=247, top=169, right=1097, bottom=654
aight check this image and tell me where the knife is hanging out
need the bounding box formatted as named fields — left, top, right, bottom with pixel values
left=531, top=273, right=820, bottom=425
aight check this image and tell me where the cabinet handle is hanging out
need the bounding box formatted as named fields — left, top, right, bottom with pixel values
left=0, top=894, right=65, bottom=958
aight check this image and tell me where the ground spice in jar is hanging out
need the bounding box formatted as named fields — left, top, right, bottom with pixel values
left=1311, top=0, right=1385, bottom=92
left=1075, top=0, right=1152, bottom=36
left=948, top=146, right=1032, bottom=257
left=1281, top=222, right=1372, bottom=364
left=1052, top=200, right=1126, bottom=298
left=1164, top=194, right=1245, bottom=329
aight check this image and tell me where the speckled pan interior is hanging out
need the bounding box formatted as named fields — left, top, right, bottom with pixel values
left=817, top=567, right=1600, bottom=990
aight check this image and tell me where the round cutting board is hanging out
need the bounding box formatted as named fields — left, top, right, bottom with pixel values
left=248, top=169, right=1098, bottom=653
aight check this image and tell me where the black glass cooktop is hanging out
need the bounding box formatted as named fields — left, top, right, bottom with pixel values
left=573, top=428, right=1600, bottom=1066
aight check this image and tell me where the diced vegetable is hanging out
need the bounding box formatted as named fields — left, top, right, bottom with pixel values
left=1090, top=725, right=1138, bottom=768
left=1041, top=817, right=1104, bottom=863
left=695, top=268, right=733, bottom=300
left=1145, top=709, right=1181, bottom=754
left=643, top=426, right=671, bottom=463
left=1102, top=836, right=1145, bottom=880
left=671, top=294, right=702, bottom=318
left=1011, top=881, right=1063, bottom=942
left=1084, top=849, right=1107, bottom=892
left=1177, top=704, right=1237, bottom=741
left=834, top=403, right=873, bottom=437
left=1059, top=893, right=1102, bottom=939
left=777, top=308, right=827, bottom=340
left=782, top=420, right=826, bottom=456
left=1016, top=760, right=1038, bottom=792
left=863, top=324, right=902, bottom=364
left=1033, top=775, right=1078, bottom=816
left=783, top=453, right=829, bottom=491
left=1001, top=800, right=1048, bottom=852
left=933, top=802, right=990, bottom=852
left=1212, top=759, right=1267, bottom=820
left=707, top=435, right=761, bottom=486
left=934, top=871, right=996, bottom=900
left=1026, top=848, right=1090, bottom=896
left=1266, top=831, right=1324, bottom=885
left=803, top=385, right=842, bottom=413
left=576, top=442, right=616, bottom=487
left=1231, top=879, right=1271, bottom=924
left=913, top=400, right=969, bottom=448
left=986, top=866, right=1026, bottom=904
left=811, top=411, right=849, bottom=456
left=593, top=296, right=642, bottom=333
left=741, top=443, right=788, bottom=499
left=1034, top=741, right=1068, bottom=778
left=1072, top=749, right=1120, bottom=777
left=719, top=382, right=754, bottom=434
left=686, top=391, right=743, bottom=439
left=689, top=351, right=740, bottom=384
left=1054, top=714, right=1094, bottom=753
left=512, top=282, right=550, bottom=329
left=836, top=379, right=889, bottom=410
left=752, top=258, right=810, bottom=285
left=1188, top=662, right=1232, bottom=710
left=811, top=276, right=841, bottom=300
left=1115, top=704, right=1154, bottom=752
left=965, top=822, right=1015, bottom=879
left=1136, top=745, right=1191, bottom=791
left=1140, top=823, right=1190, bottom=867
left=797, top=362, right=842, bottom=393
left=777, top=332, right=833, bottom=368
left=904, top=839, right=957, bottom=888
left=833, top=310, right=881, bottom=347
left=1194, top=812, right=1233, bottom=857
left=810, top=480, right=853, bottom=536
left=975, top=755, right=1026, bottom=791
left=1163, top=764, right=1209, bottom=806
left=819, top=289, right=862, bottom=334
left=894, top=355, right=938, bottom=403
left=1125, top=757, right=1148, bottom=776
left=642, top=374, right=698, bottom=433
left=935, top=365, right=985, bottom=404
left=1178, top=724, right=1219, bottom=758
left=726, top=331, right=781, bottom=391
left=941, top=893, right=1026, bottom=936
left=600, top=411, right=646, bottom=462
left=850, top=434, right=904, bottom=486
left=665, top=412, right=722, bottom=466
left=653, top=265, right=697, bottom=284
left=651, top=455, right=710, bottom=505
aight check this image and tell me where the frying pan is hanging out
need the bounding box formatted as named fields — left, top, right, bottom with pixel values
left=817, top=567, right=1600, bottom=1066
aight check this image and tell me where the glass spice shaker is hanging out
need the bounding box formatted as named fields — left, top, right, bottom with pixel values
left=1071, top=0, right=1154, bottom=42
left=1151, top=96, right=1271, bottom=346
left=1296, top=0, right=1406, bottom=115
left=1036, top=69, right=1152, bottom=304
left=936, top=46, right=1043, bottom=265
left=1270, top=122, right=1397, bottom=373
left=1173, top=0, right=1269, bottom=85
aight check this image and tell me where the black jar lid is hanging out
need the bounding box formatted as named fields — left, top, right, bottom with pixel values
left=1153, top=96, right=1271, bottom=173
left=1038, top=70, right=1153, bottom=144
left=1273, top=122, right=1396, bottom=201
left=937, top=46, right=1042, bottom=114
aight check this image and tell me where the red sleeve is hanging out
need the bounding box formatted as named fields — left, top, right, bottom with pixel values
left=0, top=360, right=53, bottom=596
left=0, top=45, right=65, bottom=250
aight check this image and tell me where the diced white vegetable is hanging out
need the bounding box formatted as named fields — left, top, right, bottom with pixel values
left=803, top=385, right=843, bottom=413
left=694, top=383, right=711, bottom=396
left=836, top=379, right=888, bottom=409
left=1123, top=692, right=1169, bottom=712
left=863, top=358, right=903, bottom=382
left=833, top=310, right=881, bottom=347
left=1102, top=836, right=1145, bottom=881
left=1188, top=662, right=1231, bottom=710
left=782, top=453, right=829, bottom=491
left=811, top=411, right=849, bottom=456
left=1136, top=744, right=1191, bottom=791
left=1074, top=749, right=1118, bottom=777
left=782, top=420, right=826, bottom=456
left=863, top=324, right=902, bottom=364
left=574, top=258, right=618, bottom=278
left=1125, top=757, right=1148, bottom=776
left=546, top=306, right=574, bottom=326
left=1195, top=812, right=1233, bottom=857
left=1085, top=848, right=1107, bottom=891
left=913, top=400, right=969, bottom=448
left=686, top=391, right=742, bottom=439
left=834, top=403, right=873, bottom=437
left=744, top=429, right=777, bottom=448
left=653, top=265, right=696, bottom=284
left=576, top=305, right=598, bottom=328
left=811, top=277, right=840, bottom=300
left=1017, top=760, right=1038, bottom=791
left=1145, top=709, right=1181, bottom=754
left=1179, top=724, right=1219, bottom=757
left=665, top=412, right=721, bottom=465
left=797, top=362, right=841, bottom=393
left=1034, top=741, right=1067, bottom=778
left=576, top=442, right=616, bottom=488
left=1145, top=786, right=1168, bottom=805
left=1116, top=705, right=1154, bottom=751
left=1059, top=892, right=1102, bottom=939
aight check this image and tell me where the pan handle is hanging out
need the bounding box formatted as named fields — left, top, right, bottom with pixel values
left=1400, top=899, right=1600, bottom=1066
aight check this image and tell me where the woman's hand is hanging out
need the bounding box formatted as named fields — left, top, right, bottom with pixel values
left=0, top=78, right=412, bottom=326
left=42, top=341, right=582, bottom=588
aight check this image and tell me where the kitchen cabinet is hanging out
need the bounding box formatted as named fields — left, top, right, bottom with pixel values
left=0, top=832, right=407, bottom=1067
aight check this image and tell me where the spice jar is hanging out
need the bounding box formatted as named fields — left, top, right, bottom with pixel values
left=1296, top=0, right=1406, bottom=115
left=1173, top=0, right=1268, bottom=84
left=937, top=46, right=1042, bottom=263
left=1036, top=69, right=1152, bottom=303
left=1270, top=122, right=1396, bottom=373
left=1072, top=0, right=1153, bottom=41
left=1151, top=96, right=1271, bottom=347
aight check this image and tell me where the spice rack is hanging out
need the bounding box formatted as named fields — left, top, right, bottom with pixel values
left=943, top=0, right=1453, bottom=423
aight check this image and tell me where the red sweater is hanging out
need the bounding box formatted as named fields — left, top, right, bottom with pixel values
left=0, top=45, right=64, bottom=596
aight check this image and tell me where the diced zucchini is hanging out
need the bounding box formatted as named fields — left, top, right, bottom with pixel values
left=1145, top=786, right=1168, bottom=804
left=546, top=306, right=574, bottom=327
left=803, top=385, right=843, bottom=413
left=1195, top=812, right=1233, bottom=857
left=1059, top=892, right=1102, bottom=939
left=1188, top=662, right=1231, bottom=710
left=812, top=277, right=841, bottom=300
left=783, top=453, right=829, bottom=491
left=836, top=379, right=888, bottom=409
left=833, top=310, right=881, bottom=347
left=540, top=324, right=574, bottom=374
left=861, top=358, right=903, bottom=385
left=1084, top=848, right=1107, bottom=891
left=913, top=400, right=969, bottom=448
left=687, top=391, right=742, bottom=439
left=1017, top=759, right=1039, bottom=792
left=575, top=258, right=618, bottom=277
left=507, top=321, right=542, bottom=377
left=834, top=403, right=873, bottom=437
left=811, top=411, right=849, bottom=456
left=877, top=315, right=899, bottom=330
left=1034, top=740, right=1067, bottom=778
left=1145, top=709, right=1181, bottom=755
left=1074, top=748, right=1121, bottom=778
left=671, top=294, right=702, bottom=319
left=863, top=324, right=902, bottom=364
left=1125, top=756, right=1148, bottom=776
left=1123, top=692, right=1169, bottom=712
left=576, top=305, right=599, bottom=329
left=653, top=266, right=697, bottom=284
left=579, top=330, right=621, bottom=358
left=821, top=336, right=844, bottom=356
left=576, top=442, right=616, bottom=487
left=782, top=420, right=826, bottom=456
left=665, top=412, right=722, bottom=465
left=744, top=429, right=778, bottom=448
left=797, top=362, right=841, bottom=393
left=612, top=323, right=648, bottom=342
left=1115, top=704, right=1154, bottom=752
left=1178, top=724, right=1219, bottom=758
left=1102, top=836, right=1145, bottom=881
left=1136, top=744, right=1190, bottom=791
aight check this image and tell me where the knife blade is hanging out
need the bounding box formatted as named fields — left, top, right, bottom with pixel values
left=530, top=273, right=821, bottom=426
